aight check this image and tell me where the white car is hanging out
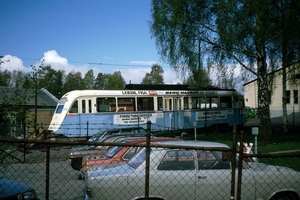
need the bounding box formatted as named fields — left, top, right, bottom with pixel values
left=84, top=140, right=300, bottom=200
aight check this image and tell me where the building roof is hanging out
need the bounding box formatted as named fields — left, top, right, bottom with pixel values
left=0, top=86, right=58, bottom=107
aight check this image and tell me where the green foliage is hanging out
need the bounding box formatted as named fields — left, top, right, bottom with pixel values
left=37, top=65, right=64, bottom=98
left=105, top=71, right=126, bottom=89
left=0, top=88, right=31, bottom=137
left=83, top=69, right=95, bottom=90
left=94, top=72, right=109, bottom=89
left=141, top=64, right=164, bottom=84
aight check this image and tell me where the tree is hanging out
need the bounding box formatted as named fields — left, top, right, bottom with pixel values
left=105, top=71, right=126, bottom=89
left=83, top=69, right=95, bottom=89
left=63, top=71, right=84, bottom=94
left=150, top=0, right=295, bottom=140
left=94, top=72, right=109, bottom=89
left=0, top=69, right=12, bottom=87
left=37, top=65, right=64, bottom=98
left=141, top=64, right=164, bottom=84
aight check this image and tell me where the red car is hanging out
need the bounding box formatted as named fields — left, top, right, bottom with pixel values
left=80, top=137, right=181, bottom=179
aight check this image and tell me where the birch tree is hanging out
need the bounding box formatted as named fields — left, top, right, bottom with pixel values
left=150, top=0, right=291, bottom=140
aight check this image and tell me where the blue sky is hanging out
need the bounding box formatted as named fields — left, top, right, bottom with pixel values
left=0, top=0, right=182, bottom=84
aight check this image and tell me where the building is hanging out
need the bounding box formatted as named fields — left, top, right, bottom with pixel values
left=243, top=65, right=300, bottom=118
left=0, top=86, right=58, bottom=138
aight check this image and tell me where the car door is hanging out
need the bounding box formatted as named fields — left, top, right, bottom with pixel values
left=195, top=150, right=232, bottom=199
left=149, top=149, right=197, bottom=200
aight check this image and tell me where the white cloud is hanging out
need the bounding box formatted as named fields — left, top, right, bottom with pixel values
left=129, top=60, right=157, bottom=66
left=43, top=50, right=68, bottom=65
left=1, top=50, right=182, bottom=85
left=0, top=55, right=29, bottom=72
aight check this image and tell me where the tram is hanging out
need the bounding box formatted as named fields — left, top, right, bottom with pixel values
left=48, top=84, right=245, bottom=138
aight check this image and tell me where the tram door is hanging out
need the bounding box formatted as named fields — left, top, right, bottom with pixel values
left=164, top=98, right=173, bottom=110
left=164, top=98, right=173, bottom=130
left=174, top=97, right=183, bottom=129
left=164, top=97, right=182, bottom=130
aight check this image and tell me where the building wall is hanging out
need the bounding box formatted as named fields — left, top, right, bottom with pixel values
left=244, top=81, right=257, bottom=108
left=26, top=109, right=55, bottom=134
left=244, top=67, right=300, bottom=118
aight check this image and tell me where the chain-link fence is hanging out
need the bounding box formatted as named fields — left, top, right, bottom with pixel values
left=1, top=135, right=300, bottom=200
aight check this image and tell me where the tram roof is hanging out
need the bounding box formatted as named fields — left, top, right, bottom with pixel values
left=125, top=84, right=235, bottom=91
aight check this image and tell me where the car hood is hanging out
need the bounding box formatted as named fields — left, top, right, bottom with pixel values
left=87, top=163, right=134, bottom=180
left=0, top=178, right=33, bottom=198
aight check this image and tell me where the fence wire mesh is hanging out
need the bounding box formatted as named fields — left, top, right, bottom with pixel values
left=1, top=139, right=300, bottom=200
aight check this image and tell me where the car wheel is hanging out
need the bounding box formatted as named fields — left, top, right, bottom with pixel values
left=271, top=192, right=298, bottom=200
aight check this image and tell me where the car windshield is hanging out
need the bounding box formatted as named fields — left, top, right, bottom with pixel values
left=88, top=132, right=105, bottom=142
left=104, top=146, right=123, bottom=158
left=127, top=147, right=151, bottom=169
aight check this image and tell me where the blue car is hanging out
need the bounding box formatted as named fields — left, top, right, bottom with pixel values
left=0, top=178, right=39, bottom=200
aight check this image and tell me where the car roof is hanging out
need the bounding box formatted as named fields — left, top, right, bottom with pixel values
left=124, top=137, right=181, bottom=143
left=99, top=132, right=148, bottom=141
left=151, top=140, right=229, bottom=148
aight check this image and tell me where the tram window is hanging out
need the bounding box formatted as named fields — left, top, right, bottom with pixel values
left=82, top=100, right=86, bottom=113
left=97, top=98, right=116, bottom=112
left=157, top=97, right=163, bottom=110
left=184, top=97, right=189, bottom=109
left=211, top=98, right=219, bottom=108
left=220, top=97, right=232, bottom=108
left=191, top=97, right=197, bottom=109
left=192, top=97, right=206, bottom=109
left=118, top=98, right=135, bottom=111
left=137, top=97, right=154, bottom=111
left=178, top=98, right=182, bottom=110
left=69, top=100, right=78, bottom=113
left=89, top=99, right=92, bottom=113
left=55, top=105, right=64, bottom=114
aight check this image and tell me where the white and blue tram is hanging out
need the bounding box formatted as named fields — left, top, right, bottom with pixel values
left=48, top=85, right=245, bottom=138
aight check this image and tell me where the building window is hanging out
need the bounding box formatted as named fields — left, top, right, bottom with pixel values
left=294, top=90, right=299, bottom=104
left=286, top=90, right=291, bottom=104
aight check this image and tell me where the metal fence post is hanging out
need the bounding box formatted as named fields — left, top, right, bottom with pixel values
left=237, top=131, right=244, bottom=200
left=145, top=120, right=151, bottom=200
left=231, top=124, right=237, bottom=199
left=45, top=145, right=50, bottom=200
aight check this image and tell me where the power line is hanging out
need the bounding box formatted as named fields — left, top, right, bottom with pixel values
left=8, top=56, right=173, bottom=69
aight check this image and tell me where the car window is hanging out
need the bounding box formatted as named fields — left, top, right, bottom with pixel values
left=157, top=150, right=195, bottom=170
left=127, top=148, right=149, bottom=169
left=123, top=147, right=138, bottom=160
left=197, top=150, right=230, bottom=170
left=105, top=146, right=123, bottom=158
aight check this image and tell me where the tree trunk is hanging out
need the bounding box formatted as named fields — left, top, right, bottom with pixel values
left=257, top=52, right=272, bottom=141
left=282, top=65, right=288, bottom=133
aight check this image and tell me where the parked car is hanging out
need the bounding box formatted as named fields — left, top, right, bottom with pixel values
left=69, top=127, right=149, bottom=170
left=81, top=137, right=181, bottom=179
left=0, top=178, right=39, bottom=200
left=84, top=140, right=300, bottom=200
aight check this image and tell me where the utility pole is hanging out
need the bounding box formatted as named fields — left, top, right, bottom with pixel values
left=32, top=65, right=38, bottom=132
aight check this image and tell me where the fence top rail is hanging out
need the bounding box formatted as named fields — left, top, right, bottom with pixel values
left=0, top=138, right=230, bottom=151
